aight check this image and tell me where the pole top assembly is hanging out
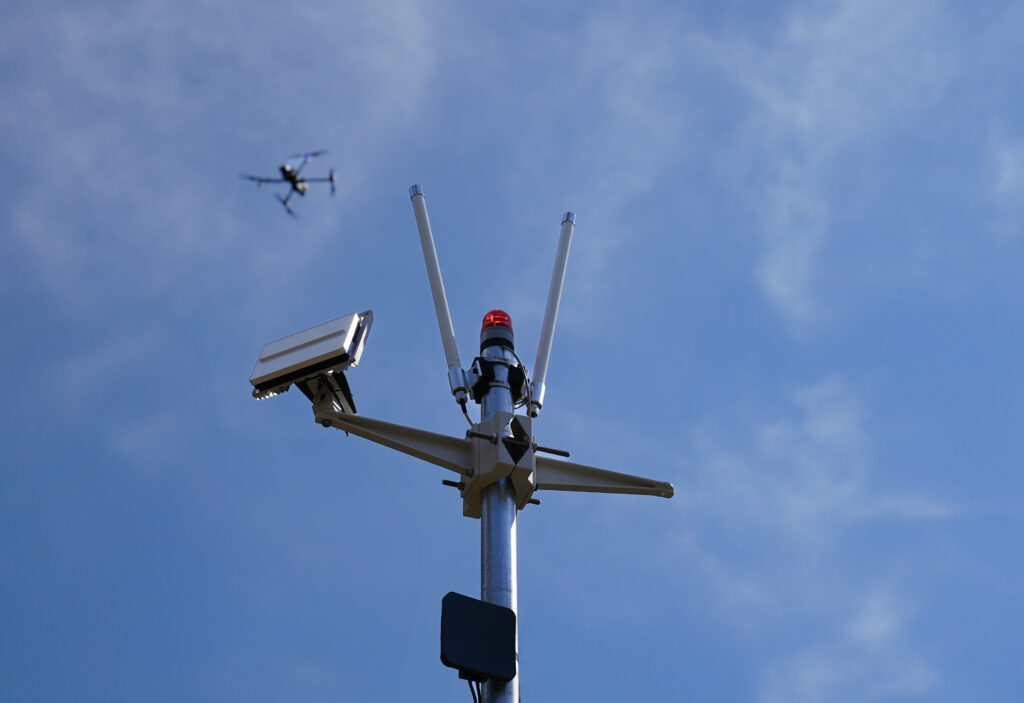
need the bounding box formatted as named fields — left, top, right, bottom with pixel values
left=249, top=186, right=673, bottom=511
left=248, top=183, right=673, bottom=703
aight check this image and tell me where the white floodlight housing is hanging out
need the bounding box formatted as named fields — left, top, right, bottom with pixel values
left=250, top=310, right=373, bottom=411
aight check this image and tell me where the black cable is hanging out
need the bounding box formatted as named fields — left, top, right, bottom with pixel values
left=508, top=349, right=532, bottom=410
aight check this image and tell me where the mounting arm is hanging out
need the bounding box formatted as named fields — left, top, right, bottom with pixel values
left=314, top=408, right=673, bottom=518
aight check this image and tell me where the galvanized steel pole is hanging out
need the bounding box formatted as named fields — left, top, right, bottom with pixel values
left=478, top=320, right=519, bottom=703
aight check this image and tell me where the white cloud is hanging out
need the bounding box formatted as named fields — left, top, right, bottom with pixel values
left=720, top=0, right=954, bottom=329
left=735, top=1, right=949, bottom=154
left=993, top=140, right=1024, bottom=197
left=990, top=136, right=1024, bottom=238
left=672, top=377, right=949, bottom=698
left=849, top=588, right=905, bottom=645
left=462, top=0, right=961, bottom=335
left=758, top=586, right=938, bottom=703
left=684, top=377, right=950, bottom=547
left=755, top=172, right=830, bottom=328
left=759, top=641, right=938, bottom=703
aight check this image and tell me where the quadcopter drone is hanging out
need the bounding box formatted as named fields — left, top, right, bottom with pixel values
left=240, top=150, right=337, bottom=217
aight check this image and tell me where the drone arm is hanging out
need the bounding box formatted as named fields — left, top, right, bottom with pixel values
left=302, top=171, right=338, bottom=196
left=240, top=174, right=285, bottom=186
left=293, top=150, right=326, bottom=177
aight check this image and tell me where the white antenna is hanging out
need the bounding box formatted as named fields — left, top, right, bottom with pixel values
left=409, top=185, right=469, bottom=407
left=529, top=211, right=575, bottom=418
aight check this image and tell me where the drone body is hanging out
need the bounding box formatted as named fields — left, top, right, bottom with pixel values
left=240, top=150, right=337, bottom=217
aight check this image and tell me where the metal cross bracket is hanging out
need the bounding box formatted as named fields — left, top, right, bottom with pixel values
left=314, top=408, right=673, bottom=518
left=464, top=412, right=536, bottom=517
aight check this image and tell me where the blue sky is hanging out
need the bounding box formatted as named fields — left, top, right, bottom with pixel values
left=2, top=1, right=1023, bottom=701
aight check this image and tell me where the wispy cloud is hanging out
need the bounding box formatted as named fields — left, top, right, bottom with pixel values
left=989, top=135, right=1024, bottom=238
left=673, top=377, right=949, bottom=697
left=718, top=0, right=954, bottom=329
left=57, top=325, right=164, bottom=401
left=684, top=377, right=951, bottom=546
left=755, top=171, right=830, bottom=328
left=758, top=586, right=938, bottom=703
left=446, top=0, right=963, bottom=336
left=437, top=4, right=706, bottom=331
left=993, top=139, right=1024, bottom=196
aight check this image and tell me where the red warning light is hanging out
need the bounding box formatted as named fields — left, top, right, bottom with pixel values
left=481, top=309, right=513, bottom=333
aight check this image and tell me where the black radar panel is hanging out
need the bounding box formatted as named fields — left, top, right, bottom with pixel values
left=440, top=591, right=517, bottom=683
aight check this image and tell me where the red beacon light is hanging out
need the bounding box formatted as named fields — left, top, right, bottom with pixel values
left=480, top=309, right=515, bottom=352
left=481, top=309, right=513, bottom=333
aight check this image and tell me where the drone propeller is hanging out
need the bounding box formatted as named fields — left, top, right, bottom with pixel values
left=288, top=149, right=327, bottom=161
left=292, top=150, right=326, bottom=177
left=329, top=168, right=337, bottom=196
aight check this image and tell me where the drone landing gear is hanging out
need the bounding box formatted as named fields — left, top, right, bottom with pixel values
left=276, top=193, right=296, bottom=218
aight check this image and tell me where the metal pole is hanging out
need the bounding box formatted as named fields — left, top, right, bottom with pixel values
left=528, top=212, right=576, bottom=418
left=478, top=328, right=519, bottom=703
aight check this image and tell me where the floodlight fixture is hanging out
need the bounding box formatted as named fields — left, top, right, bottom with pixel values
left=249, top=310, right=373, bottom=411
